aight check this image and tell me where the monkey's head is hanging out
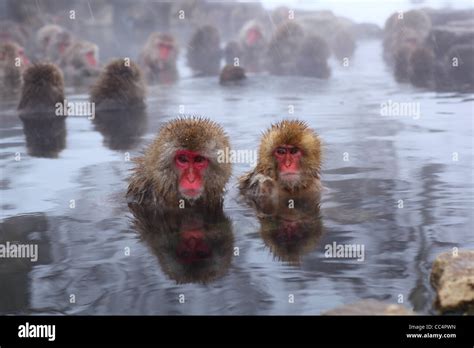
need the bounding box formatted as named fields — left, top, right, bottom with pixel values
left=257, top=120, right=321, bottom=191
left=73, top=40, right=99, bottom=68
left=103, top=58, right=143, bottom=82
left=51, top=30, right=73, bottom=56
left=18, top=63, right=64, bottom=111
left=22, top=63, right=64, bottom=90
left=147, top=33, right=178, bottom=66
left=37, top=24, right=63, bottom=49
left=193, top=25, right=220, bottom=50
left=143, top=117, right=231, bottom=204
left=242, top=22, right=264, bottom=48
left=0, top=42, right=29, bottom=67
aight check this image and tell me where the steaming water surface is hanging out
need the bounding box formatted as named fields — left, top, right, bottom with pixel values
left=1, top=40, right=473, bottom=314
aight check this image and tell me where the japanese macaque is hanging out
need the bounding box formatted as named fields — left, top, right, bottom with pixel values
left=295, top=35, right=331, bottom=78
left=0, top=20, right=30, bottom=47
left=60, top=39, right=100, bottom=85
left=237, top=20, right=267, bottom=72
left=383, top=10, right=431, bottom=66
left=1, top=41, right=29, bottom=96
left=139, top=32, right=178, bottom=84
left=129, top=204, right=233, bottom=284
left=266, top=21, right=305, bottom=75
left=36, top=24, right=73, bottom=63
left=187, top=25, right=222, bottom=76
left=20, top=112, right=66, bottom=158
left=219, top=65, right=246, bottom=85
left=18, top=63, right=64, bottom=114
left=271, top=6, right=292, bottom=27
left=90, top=58, right=146, bottom=111
left=391, top=28, right=425, bottom=82
left=408, top=45, right=436, bottom=88
left=127, top=117, right=232, bottom=210
left=257, top=198, right=323, bottom=265
left=239, top=120, right=322, bottom=206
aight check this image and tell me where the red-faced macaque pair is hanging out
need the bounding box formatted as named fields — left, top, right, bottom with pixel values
left=139, top=32, right=178, bottom=84
left=36, top=24, right=100, bottom=85
left=127, top=118, right=322, bottom=211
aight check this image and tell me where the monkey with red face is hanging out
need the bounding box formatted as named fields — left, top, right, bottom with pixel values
left=127, top=117, right=232, bottom=210
left=1, top=41, right=30, bottom=96
left=60, top=39, right=101, bottom=85
left=139, top=32, right=178, bottom=84
left=239, top=120, right=322, bottom=206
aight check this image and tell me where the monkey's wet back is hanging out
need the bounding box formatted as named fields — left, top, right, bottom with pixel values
left=1, top=41, right=473, bottom=314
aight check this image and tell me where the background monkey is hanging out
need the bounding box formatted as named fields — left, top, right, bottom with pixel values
left=18, top=63, right=64, bottom=114
left=90, top=58, right=146, bottom=110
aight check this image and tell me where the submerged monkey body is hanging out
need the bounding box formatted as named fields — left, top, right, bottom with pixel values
left=239, top=120, right=322, bottom=206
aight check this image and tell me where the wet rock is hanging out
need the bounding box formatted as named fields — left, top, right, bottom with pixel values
left=322, top=300, right=414, bottom=315
left=431, top=250, right=474, bottom=313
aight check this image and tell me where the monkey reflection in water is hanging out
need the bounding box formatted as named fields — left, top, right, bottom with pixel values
left=90, top=58, right=147, bottom=150
left=17, top=63, right=66, bottom=158
left=252, top=196, right=323, bottom=265
left=129, top=205, right=234, bottom=284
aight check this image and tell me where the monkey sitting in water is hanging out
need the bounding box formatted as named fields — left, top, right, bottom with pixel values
left=187, top=25, right=222, bottom=76
left=239, top=120, right=322, bottom=207
left=18, top=63, right=65, bottom=114
left=139, top=32, right=179, bottom=84
left=127, top=117, right=232, bottom=210
left=0, top=41, right=30, bottom=96
left=60, top=39, right=101, bottom=86
left=90, top=58, right=146, bottom=110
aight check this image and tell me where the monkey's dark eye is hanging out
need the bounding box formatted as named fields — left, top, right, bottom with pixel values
left=276, top=147, right=287, bottom=155
left=177, top=155, right=188, bottom=163
left=290, top=147, right=299, bottom=155
left=194, top=155, right=206, bottom=163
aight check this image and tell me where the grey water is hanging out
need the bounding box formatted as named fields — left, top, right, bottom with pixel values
left=1, top=40, right=473, bottom=315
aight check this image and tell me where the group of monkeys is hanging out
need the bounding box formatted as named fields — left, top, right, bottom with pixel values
left=383, top=9, right=474, bottom=91
left=1, top=13, right=343, bottom=95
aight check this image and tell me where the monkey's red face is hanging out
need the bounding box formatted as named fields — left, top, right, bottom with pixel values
left=246, top=28, right=262, bottom=47
left=157, top=42, right=174, bottom=62
left=175, top=150, right=209, bottom=199
left=274, top=145, right=302, bottom=183
left=18, top=48, right=30, bottom=66
left=85, top=50, right=97, bottom=67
